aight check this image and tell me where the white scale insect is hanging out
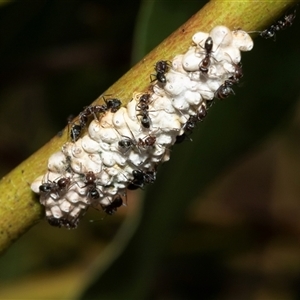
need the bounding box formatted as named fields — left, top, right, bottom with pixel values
left=31, top=25, right=254, bottom=229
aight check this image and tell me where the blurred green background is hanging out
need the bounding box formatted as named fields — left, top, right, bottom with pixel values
left=1, top=0, right=300, bottom=299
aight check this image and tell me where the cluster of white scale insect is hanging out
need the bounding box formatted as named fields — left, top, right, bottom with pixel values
left=31, top=26, right=254, bottom=229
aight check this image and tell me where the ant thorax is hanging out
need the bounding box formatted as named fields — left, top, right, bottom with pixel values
left=31, top=25, right=254, bottom=228
left=259, top=6, right=297, bottom=40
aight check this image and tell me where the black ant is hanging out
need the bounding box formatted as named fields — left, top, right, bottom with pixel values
left=127, top=169, right=156, bottom=190
left=224, top=53, right=243, bottom=84
left=199, top=37, right=214, bottom=74
left=215, top=80, right=235, bottom=99
left=127, top=170, right=145, bottom=190
left=136, top=93, right=151, bottom=112
left=137, top=135, right=156, bottom=149
left=82, top=171, right=102, bottom=200
left=68, top=115, right=81, bottom=142
left=118, top=138, right=134, bottom=152
left=102, top=195, right=123, bottom=215
left=118, top=134, right=156, bottom=154
left=174, top=103, right=207, bottom=143
left=103, top=97, right=122, bottom=113
left=70, top=97, right=122, bottom=142
left=79, top=105, right=107, bottom=127
left=70, top=105, right=107, bottom=142
left=181, top=104, right=207, bottom=136
left=48, top=216, right=79, bottom=229
left=260, top=6, right=297, bottom=40
left=138, top=111, right=151, bottom=129
left=230, top=61, right=243, bottom=84
left=150, top=60, right=171, bottom=84
left=186, top=115, right=197, bottom=131
left=70, top=124, right=82, bottom=142
left=135, top=93, right=152, bottom=129
left=47, top=217, right=63, bottom=228
left=196, top=103, right=207, bottom=121
left=39, top=175, right=71, bottom=199
left=117, top=115, right=154, bottom=152
left=155, top=60, right=170, bottom=73
left=182, top=115, right=198, bottom=135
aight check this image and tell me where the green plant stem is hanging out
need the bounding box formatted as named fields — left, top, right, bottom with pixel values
left=0, top=0, right=297, bottom=253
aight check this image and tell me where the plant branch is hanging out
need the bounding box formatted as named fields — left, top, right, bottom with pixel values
left=0, top=0, right=297, bottom=253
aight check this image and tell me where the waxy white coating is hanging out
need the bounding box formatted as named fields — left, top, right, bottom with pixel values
left=31, top=26, right=253, bottom=228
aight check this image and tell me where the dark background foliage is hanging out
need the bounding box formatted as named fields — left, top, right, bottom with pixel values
left=0, top=1, right=300, bottom=299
